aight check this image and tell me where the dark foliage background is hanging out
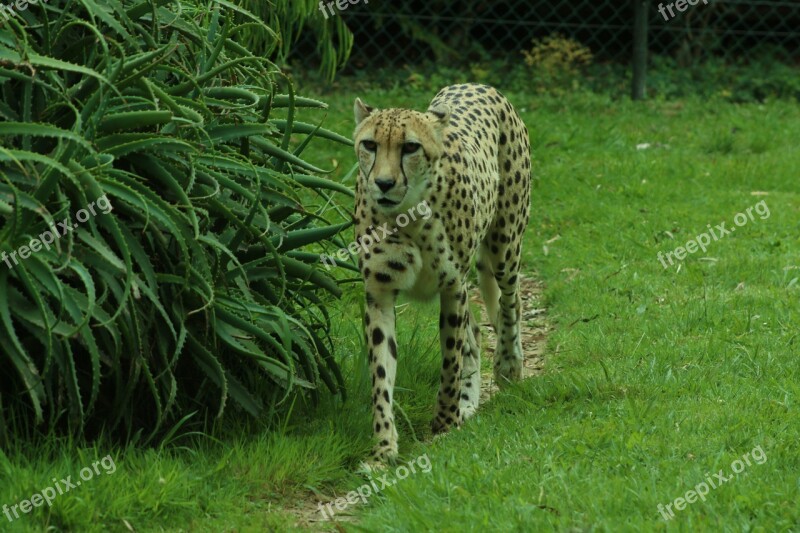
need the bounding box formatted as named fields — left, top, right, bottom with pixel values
left=333, top=0, right=800, bottom=66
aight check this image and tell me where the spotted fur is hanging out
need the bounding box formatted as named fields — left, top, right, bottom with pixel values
left=353, top=84, right=532, bottom=463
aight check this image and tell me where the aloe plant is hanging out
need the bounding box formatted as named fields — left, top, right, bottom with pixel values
left=242, top=0, right=354, bottom=80
left=0, top=0, right=351, bottom=440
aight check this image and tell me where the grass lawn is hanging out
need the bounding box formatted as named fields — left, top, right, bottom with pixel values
left=340, top=88, right=800, bottom=532
left=2, top=86, right=798, bottom=531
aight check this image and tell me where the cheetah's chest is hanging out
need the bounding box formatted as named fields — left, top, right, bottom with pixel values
left=405, top=222, right=462, bottom=300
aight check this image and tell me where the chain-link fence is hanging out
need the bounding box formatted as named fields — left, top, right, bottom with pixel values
left=333, top=0, right=800, bottom=68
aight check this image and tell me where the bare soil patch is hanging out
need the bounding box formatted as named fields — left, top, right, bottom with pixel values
left=470, top=274, right=550, bottom=403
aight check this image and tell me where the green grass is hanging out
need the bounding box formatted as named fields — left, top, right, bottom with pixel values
left=348, top=89, right=800, bottom=531
left=2, top=86, right=798, bottom=531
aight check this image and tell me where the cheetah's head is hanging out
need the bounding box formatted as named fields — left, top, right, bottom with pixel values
left=353, top=98, right=450, bottom=213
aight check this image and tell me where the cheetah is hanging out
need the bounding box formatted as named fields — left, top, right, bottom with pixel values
left=352, top=83, right=532, bottom=464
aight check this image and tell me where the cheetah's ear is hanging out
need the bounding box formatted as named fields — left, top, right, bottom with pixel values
left=426, top=103, right=451, bottom=128
left=354, top=98, right=375, bottom=125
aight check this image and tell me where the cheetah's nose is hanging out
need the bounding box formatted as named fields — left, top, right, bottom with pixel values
left=375, top=178, right=396, bottom=192
left=375, top=178, right=396, bottom=193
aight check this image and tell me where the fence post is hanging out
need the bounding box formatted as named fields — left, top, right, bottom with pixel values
left=632, top=0, right=649, bottom=100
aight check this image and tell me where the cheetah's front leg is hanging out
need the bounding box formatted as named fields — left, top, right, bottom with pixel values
left=432, top=282, right=468, bottom=434
left=365, top=290, right=399, bottom=463
left=459, top=307, right=481, bottom=420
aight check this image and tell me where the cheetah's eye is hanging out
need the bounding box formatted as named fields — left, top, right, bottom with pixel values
left=361, top=140, right=377, bottom=152
left=402, top=142, right=421, bottom=155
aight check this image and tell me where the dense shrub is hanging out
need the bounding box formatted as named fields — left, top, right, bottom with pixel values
left=242, top=0, right=353, bottom=80
left=0, top=0, right=352, bottom=441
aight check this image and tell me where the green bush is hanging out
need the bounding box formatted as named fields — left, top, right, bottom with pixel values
left=242, top=0, right=353, bottom=81
left=0, top=0, right=352, bottom=442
